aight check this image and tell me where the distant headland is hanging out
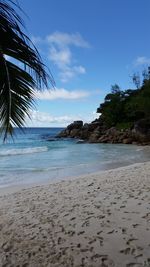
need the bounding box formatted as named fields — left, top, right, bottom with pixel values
left=57, top=68, right=150, bottom=145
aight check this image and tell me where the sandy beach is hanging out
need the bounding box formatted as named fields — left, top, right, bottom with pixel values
left=0, top=162, right=150, bottom=267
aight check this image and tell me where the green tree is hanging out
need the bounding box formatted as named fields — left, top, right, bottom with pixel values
left=132, top=73, right=141, bottom=89
left=97, top=67, right=150, bottom=129
left=142, top=66, right=150, bottom=85
left=0, top=0, right=54, bottom=140
left=97, top=85, right=125, bottom=126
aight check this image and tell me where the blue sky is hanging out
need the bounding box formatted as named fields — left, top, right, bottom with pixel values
left=18, top=0, right=150, bottom=127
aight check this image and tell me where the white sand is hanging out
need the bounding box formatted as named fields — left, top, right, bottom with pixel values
left=0, top=162, right=150, bottom=267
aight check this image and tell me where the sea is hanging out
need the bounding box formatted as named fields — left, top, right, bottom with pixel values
left=0, top=127, right=150, bottom=188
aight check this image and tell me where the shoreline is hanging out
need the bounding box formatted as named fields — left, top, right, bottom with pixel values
left=0, top=161, right=150, bottom=266
left=0, top=153, right=150, bottom=196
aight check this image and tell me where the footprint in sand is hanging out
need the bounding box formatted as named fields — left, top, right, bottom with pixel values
left=88, top=238, right=96, bottom=245
left=58, top=237, right=64, bottom=245
left=126, top=263, right=142, bottom=267
left=70, top=217, right=76, bottom=221
left=107, top=229, right=115, bottom=234
left=126, top=238, right=138, bottom=245
left=82, top=220, right=90, bottom=227
left=97, top=231, right=103, bottom=235
left=142, top=212, right=150, bottom=219
left=100, top=255, right=115, bottom=266
left=97, top=215, right=105, bottom=219
left=91, top=253, right=115, bottom=266
left=77, top=231, right=85, bottom=235
left=121, top=227, right=127, bottom=234
left=88, top=182, right=94, bottom=187
left=135, top=254, right=143, bottom=259
left=120, top=247, right=131, bottom=255
left=132, top=224, right=139, bottom=228
left=66, top=230, right=75, bottom=236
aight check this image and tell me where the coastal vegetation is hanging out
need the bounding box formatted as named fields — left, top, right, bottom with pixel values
left=58, top=68, right=150, bottom=144
left=97, top=68, right=150, bottom=129
left=0, top=0, right=53, bottom=140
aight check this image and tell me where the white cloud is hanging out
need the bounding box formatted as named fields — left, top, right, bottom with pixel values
left=35, top=88, right=90, bottom=100
left=32, top=31, right=89, bottom=82
left=47, top=32, right=89, bottom=82
left=26, top=109, right=99, bottom=127
left=49, top=46, right=71, bottom=67
left=73, top=65, right=86, bottom=74
left=134, top=56, right=150, bottom=66
left=46, top=32, right=89, bottom=48
left=60, top=66, right=86, bottom=83
left=26, top=110, right=83, bottom=127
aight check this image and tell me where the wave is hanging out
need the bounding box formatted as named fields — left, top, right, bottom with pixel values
left=136, top=148, right=144, bottom=151
left=0, top=146, right=48, bottom=156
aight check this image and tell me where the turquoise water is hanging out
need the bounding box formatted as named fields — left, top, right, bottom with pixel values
left=0, top=127, right=150, bottom=188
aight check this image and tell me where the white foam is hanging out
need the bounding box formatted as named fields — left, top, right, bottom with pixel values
left=0, top=146, right=48, bottom=156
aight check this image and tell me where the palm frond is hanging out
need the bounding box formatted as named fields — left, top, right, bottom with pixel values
left=0, top=58, right=35, bottom=140
left=0, top=0, right=55, bottom=140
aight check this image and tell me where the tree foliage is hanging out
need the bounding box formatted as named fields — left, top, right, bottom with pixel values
left=97, top=68, right=150, bottom=128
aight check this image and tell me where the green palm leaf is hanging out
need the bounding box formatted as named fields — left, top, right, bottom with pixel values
left=0, top=0, right=55, bottom=140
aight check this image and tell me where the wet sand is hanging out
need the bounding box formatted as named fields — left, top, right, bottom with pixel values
left=0, top=162, right=150, bottom=267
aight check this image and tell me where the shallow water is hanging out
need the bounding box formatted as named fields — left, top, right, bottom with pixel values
left=0, top=127, right=150, bottom=188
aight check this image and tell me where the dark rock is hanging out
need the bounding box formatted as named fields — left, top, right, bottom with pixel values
left=122, top=138, right=133, bottom=144
left=56, top=117, right=150, bottom=145
left=67, top=121, right=83, bottom=130
left=57, top=129, right=69, bottom=138
left=134, top=118, right=150, bottom=135
left=133, top=119, right=150, bottom=143
left=56, top=121, right=83, bottom=138
left=86, top=122, right=100, bottom=131
left=70, top=129, right=81, bottom=138
left=88, top=127, right=101, bottom=143
left=83, top=123, right=89, bottom=128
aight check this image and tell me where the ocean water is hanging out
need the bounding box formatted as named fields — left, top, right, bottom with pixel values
left=0, top=127, right=150, bottom=188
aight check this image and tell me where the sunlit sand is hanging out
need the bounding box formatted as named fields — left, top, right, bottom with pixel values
left=0, top=162, right=149, bottom=266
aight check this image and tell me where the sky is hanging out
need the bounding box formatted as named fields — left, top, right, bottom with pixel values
left=17, top=0, right=150, bottom=127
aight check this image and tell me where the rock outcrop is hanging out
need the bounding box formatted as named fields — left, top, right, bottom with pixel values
left=57, top=118, right=150, bottom=145
left=132, top=118, right=150, bottom=144
left=57, top=121, right=83, bottom=138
